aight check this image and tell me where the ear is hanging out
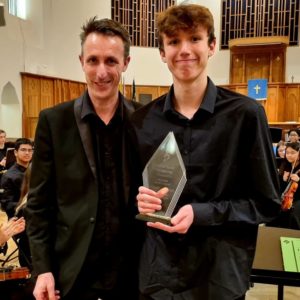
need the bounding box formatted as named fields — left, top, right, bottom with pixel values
left=122, top=56, right=131, bottom=72
left=160, top=49, right=166, bottom=63
left=79, top=55, right=84, bottom=67
left=208, top=38, right=216, bottom=58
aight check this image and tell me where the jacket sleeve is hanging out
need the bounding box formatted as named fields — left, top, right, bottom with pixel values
left=24, top=110, right=57, bottom=276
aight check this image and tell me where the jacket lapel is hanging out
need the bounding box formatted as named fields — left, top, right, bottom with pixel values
left=122, top=96, right=138, bottom=205
left=74, top=94, right=97, bottom=180
left=74, top=92, right=139, bottom=203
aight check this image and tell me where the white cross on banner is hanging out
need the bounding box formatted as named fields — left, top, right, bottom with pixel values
left=248, top=79, right=268, bottom=100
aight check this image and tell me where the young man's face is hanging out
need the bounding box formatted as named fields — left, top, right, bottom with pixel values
left=14, top=144, right=33, bottom=166
left=79, top=32, right=130, bottom=103
left=160, top=25, right=216, bottom=84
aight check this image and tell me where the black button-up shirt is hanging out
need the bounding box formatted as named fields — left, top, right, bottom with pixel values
left=131, top=77, right=281, bottom=298
left=78, top=96, right=125, bottom=290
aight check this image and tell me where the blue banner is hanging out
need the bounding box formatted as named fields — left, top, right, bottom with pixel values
left=248, top=79, right=268, bottom=100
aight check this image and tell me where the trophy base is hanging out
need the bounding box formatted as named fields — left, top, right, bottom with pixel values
left=136, top=213, right=172, bottom=225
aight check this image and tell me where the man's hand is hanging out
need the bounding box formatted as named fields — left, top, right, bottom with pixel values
left=33, top=272, right=60, bottom=300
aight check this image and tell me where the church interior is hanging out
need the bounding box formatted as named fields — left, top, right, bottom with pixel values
left=1, top=0, right=300, bottom=299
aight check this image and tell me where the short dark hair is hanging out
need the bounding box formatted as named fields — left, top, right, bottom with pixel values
left=0, top=129, right=6, bottom=135
left=80, top=17, right=131, bottom=59
left=156, top=4, right=216, bottom=51
left=285, top=142, right=300, bottom=152
left=14, top=138, right=34, bottom=151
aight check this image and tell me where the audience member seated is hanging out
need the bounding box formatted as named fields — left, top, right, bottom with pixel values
left=269, top=142, right=300, bottom=229
left=0, top=216, right=33, bottom=299
left=0, top=138, right=33, bottom=218
left=275, top=140, right=286, bottom=168
left=14, top=163, right=32, bottom=269
left=0, top=129, right=8, bottom=174
left=287, top=129, right=300, bottom=143
left=0, top=216, right=25, bottom=254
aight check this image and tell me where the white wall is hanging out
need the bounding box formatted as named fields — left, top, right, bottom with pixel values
left=0, top=0, right=299, bottom=137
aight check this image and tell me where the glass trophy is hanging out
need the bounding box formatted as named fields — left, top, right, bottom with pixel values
left=136, top=132, right=187, bottom=225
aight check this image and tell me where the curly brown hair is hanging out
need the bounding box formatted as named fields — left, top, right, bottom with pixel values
left=156, top=4, right=216, bottom=51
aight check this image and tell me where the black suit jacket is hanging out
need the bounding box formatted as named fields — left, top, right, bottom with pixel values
left=25, top=91, right=142, bottom=296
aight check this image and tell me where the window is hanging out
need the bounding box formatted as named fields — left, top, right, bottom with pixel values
left=221, top=0, right=300, bottom=49
left=8, top=0, right=26, bottom=20
left=112, top=0, right=175, bottom=48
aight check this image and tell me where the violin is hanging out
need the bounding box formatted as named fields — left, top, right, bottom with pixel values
left=0, top=266, right=30, bottom=281
left=281, top=169, right=300, bottom=211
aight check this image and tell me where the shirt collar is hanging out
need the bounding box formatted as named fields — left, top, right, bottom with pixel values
left=15, top=163, right=27, bottom=172
left=81, top=91, right=123, bottom=122
left=163, top=77, right=217, bottom=116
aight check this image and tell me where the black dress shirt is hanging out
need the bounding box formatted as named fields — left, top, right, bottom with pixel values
left=76, top=96, right=127, bottom=292
left=131, top=77, right=281, bottom=299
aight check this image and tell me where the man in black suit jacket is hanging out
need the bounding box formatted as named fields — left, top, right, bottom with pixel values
left=25, top=17, right=142, bottom=300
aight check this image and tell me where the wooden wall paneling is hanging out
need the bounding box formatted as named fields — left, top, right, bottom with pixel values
left=61, top=81, right=70, bottom=102
left=229, top=40, right=287, bottom=84
left=54, top=79, right=63, bottom=105
left=235, top=86, right=247, bottom=96
left=27, top=118, right=38, bottom=140
left=124, top=85, right=132, bottom=99
left=265, top=85, right=278, bottom=121
left=158, top=86, right=170, bottom=96
left=264, top=85, right=279, bottom=122
left=23, top=75, right=40, bottom=117
left=220, top=83, right=300, bottom=123
left=22, top=75, right=39, bottom=138
left=21, top=73, right=87, bottom=138
left=271, top=52, right=285, bottom=82
left=245, top=53, right=270, bottom=81
left=136, top=86, right=159, bottom=103
left=79, top=83, right=86, bottom=96
left=277, top=86, right=287, bottom=122
left=40, top=78, right=54, bottom=110
left=297, top=85, right=300, bottom=122
left=69, top=81, right=81, bottom=100
left=21, top=71, right=299, bottom=138
left=285, top=85, right=300, bottom=122
left=230, top=54, right=244, bottom=83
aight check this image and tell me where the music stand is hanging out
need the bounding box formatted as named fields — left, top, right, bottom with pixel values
left=269, top=127, right=283, bottom=143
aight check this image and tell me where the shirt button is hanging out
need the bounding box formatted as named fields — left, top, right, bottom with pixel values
left=183, top=150, right=189, bottom=155
left=89, top=217, right=95, bottom=224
